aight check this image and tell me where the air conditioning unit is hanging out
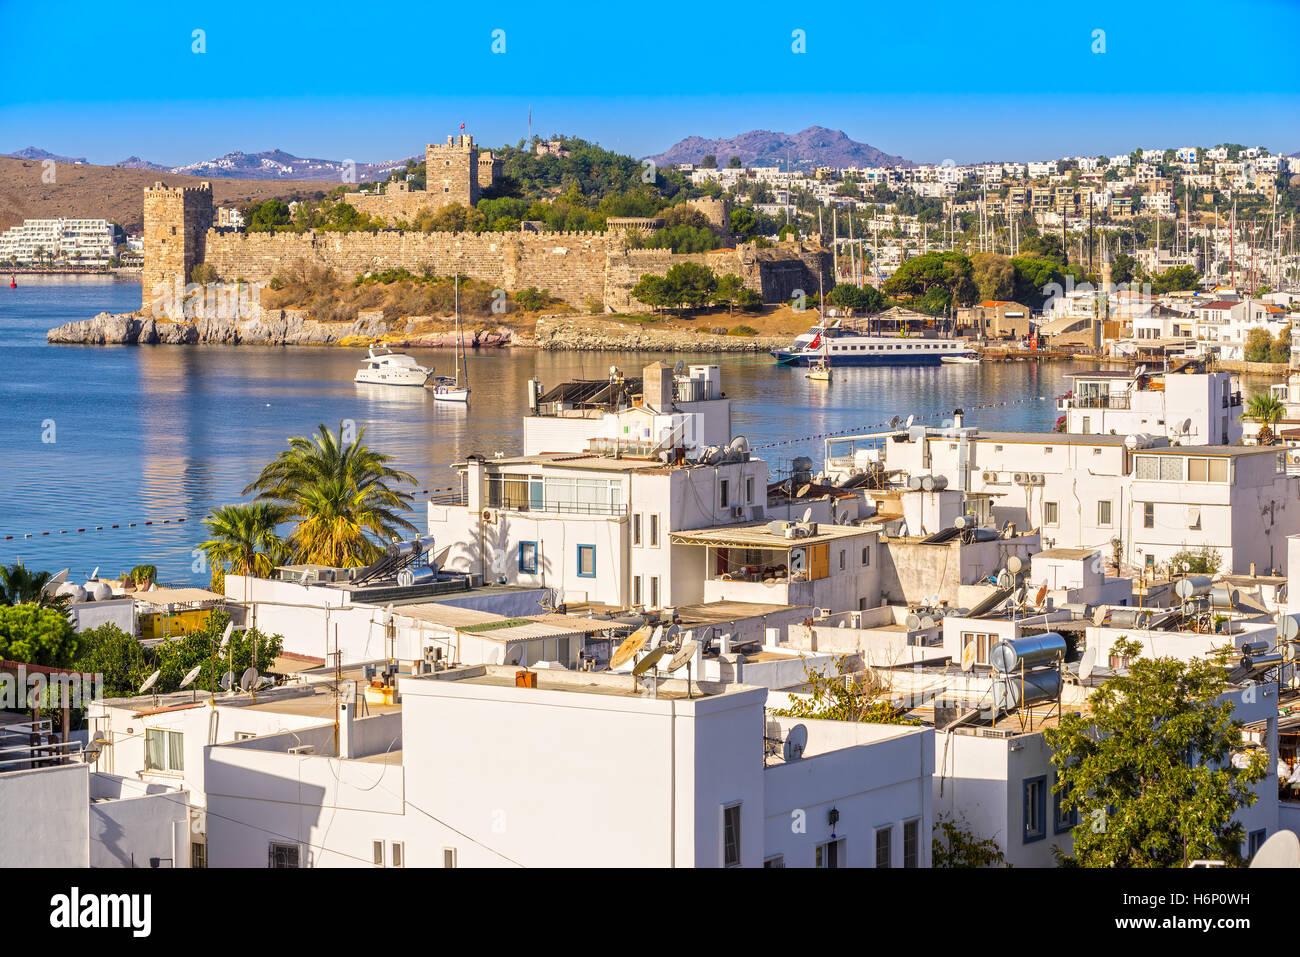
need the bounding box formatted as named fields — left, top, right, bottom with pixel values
left=481, top=509, right=496, bottom=524
left=1030, top=473, right=1046, bottom=486
left=982, top=470, right=999, bottom=483
left=287, top=745, right=315, bottom=755
left=731, top=506, right=744, bottom=518
left=1013, top=472, right=1030, bottom=486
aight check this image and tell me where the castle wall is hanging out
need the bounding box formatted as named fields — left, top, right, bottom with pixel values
left=141, top=181, right=213, bottom=313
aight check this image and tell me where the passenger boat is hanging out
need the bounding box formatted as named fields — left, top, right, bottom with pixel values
left=940, top=353, right=981, bottom=365
left=354, top=344, right=432, bottom=386
left=773, top=319, right=967, bottom=366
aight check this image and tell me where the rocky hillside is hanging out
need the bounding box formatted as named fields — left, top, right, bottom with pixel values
left=646, top=126, right=913, bottom=169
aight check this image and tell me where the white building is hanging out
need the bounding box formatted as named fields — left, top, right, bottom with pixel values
left=1056, top=368, right=1242, bottom=444
left=0, top=218, right=120, bottom=264
left=201, top=665, right=935, bottom=868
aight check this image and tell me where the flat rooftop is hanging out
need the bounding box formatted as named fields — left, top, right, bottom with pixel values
left=1034, top=547, right=1100, bottom=560
left=417, top=664, right=737, bottom=701
left=671, top=521, right=868, bottom=548
left=961, top=430, right=1132, bottom=447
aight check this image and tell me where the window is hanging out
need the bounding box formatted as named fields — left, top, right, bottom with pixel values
left=649, top=514, right=660, bottom=548
left=1144, top=502, right=1154, bottom=528
left=146, top=729, right=183, bottom=771
left=763, top=855, right=786, bottom=868
left=719, top=479, right=730, bottom=508
left=903, top=819, right=920, bottom=868
left=816, top=838, right=845, bottom=868
left=576, top=544, right=596, bottom=578
left=745, top=476, right=755, bottom=504
left=1081, top=416, right=1091, bottom=434
left=373, top=840, right=384, bottom=866
left=391, top=842, right=404, bottom=868
left=1160, top=457, right=1183, bottom=481
left=862, top=546, right=871, bottom=566
left=875, top=825, right=893, bottom=868
left=650, top=576, right=661, bottom=609
left=268, top=842, right=299, bottom=868
left=1248, top=829, right=1267, bottom=859
left=1187, top=506, right=1202, bottom=530
left=1053, top=790, right=1078, bottom=834
left=1134, top=455, right=1159, bottom=480
left=443, top=847, right=457, bottom=868
left=1043, top=502, right=1059, bottom=526
left=1024, top=776, right=1047, bottom=843
left=633, top=576, right=642, bottom=606
left=191, top=842, right=207, bottom=869
left=632, top=513, right=642, bottom=545
left=1097, top=500, right=1112, bottom=527
left=839, top=549, right=846, bottom=571
left=723, top=804, right=742, bottom=867
left=518, top=541, right=537, bottom=574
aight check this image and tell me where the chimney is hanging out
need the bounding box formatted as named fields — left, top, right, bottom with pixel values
left=338, top=692, right=355, bottom=759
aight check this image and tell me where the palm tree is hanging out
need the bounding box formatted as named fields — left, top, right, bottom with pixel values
left=1243, top=392, right=1286, bottom=446
left=200, top=502, right=289, bottom=578
left=243, top=423, right=417, bottom=567
left=0, top=562, right=70, bottom=610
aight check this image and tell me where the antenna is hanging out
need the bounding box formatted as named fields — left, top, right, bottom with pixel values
left=783, top=724, right=808, bottom=761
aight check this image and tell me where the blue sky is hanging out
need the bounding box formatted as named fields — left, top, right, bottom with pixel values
left=2, top=0, right=1297, bottom=166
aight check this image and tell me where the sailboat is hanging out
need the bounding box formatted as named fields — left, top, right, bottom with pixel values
left=430, top=274, right=470, bottom=403
left=806, top=279, right=832, bottom=381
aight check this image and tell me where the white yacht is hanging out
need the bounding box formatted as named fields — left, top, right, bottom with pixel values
left=354, top=344, right=432, bottom=387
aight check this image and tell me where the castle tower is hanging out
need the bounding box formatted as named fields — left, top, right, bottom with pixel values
left=425, top=134, right=479, bottom=209
left=142, top=180, right=214, bottom=315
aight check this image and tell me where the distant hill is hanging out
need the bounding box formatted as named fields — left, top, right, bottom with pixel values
left=169, top=148, right=413, bottom=182
left=646, top=126, right=913, bottom=169
left=5, top=147, right=414, bottom=183
left=0, top=158, right=336, bottom=232
left=6, top=146, right=90, bottom=165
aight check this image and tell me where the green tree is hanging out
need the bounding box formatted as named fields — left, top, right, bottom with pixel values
left=1167, top=546, right=1223, bottom=576
left=152, top=612, right=283, bottom=694
left=200, top=502, right=289, bottom=578
left=0, top=563, right=69, bottom=609
left=727, top=156, right=742, bottom=169
left=970, top=252, right=1016, bottom=301
left=1149, top=265, right=1200, bottom=294
left=700, top=154, right=718, bottom=169
left=630, top=274, right=674, bottom=313
left=245, top=199, right=292, bottom=231
left=656, top=262, right=717, bottom=311
left=0, top=604, right=78, bottom=667
left=243, top=423, right=418, bottom=567
left=1242, top=392, right=1286, bottom=444
left=730, top=207, right=758, bottom=240
left=772, top=657, right=916, bottom=724
left=70, top=624, right=149, bottom=698
left=1243, top=328, right=1274, bottom=362
left=881, top=252, right=978, bottom=312
left=1111, top=252, right=1139, bottom=286
left=1045, top=637, right=1265, bottom=867
left=932, top=813, right=1009, bottom=868
left=826, top=282, right=884, bottom=314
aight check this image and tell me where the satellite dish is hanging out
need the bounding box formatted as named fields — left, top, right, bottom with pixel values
left=674, top=360, right=685, bottom=375
left=801, top=507, right=813, bottom=523
left=1091, top=606, right=1107, bottom=626
left=1078, top=645, right=1097, bottom=681
left=84, top=734, right=109, bottom=762
left=905, top=414, right=915, bottom=428
left=1034, top=583, right=1048, bottom=607
left=40, top=568, right=71, bottom=597
left=1249, top=829, right=1300, bottom=868
left=220, top=621, right=235, bottom=644
left=960, top=642, right=976, bottom=672
left=889, top=415, right=901, bottom=429
left=906, top=612, right=922, bottom=630
left=665, top=640, right=699, bottom=674
left=996, top=570, right=1015, bottom=589
left=650, top=624, right=665, bottom=646
left=1006, top=556, right=1023, bottom=575
left=219, top=670, right=235, bottom=691
left=179, top=665, right=203, bottom=689
left=783, top=724, right=808, bottom=761
left=1013, top=586, right=1026, bottom=605
left=239, top=668, right=258, bottom=691
left=610, top=626, right=650, bottom=669
left=138, top=670, right=161, bottom=694
left=632, top=644, right=668, bottom=676
left=90, top=566, right=100, bottom=581
left=1181, top=418, right=1192, bottom=434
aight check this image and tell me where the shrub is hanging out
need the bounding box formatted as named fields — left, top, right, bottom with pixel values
left=729, top=324, right=758, bottom=336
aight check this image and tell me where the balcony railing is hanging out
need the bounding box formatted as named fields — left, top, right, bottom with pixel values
left=487, top=500, right=627, bottom=517
left=1069, top=393, right=1131, bottom=410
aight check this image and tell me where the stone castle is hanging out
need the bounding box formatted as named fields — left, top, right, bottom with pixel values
left=141, top=134, right=829, bottom=318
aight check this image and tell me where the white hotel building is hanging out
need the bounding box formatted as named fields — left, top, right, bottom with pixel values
left=0, top=217, right=121, bottom=263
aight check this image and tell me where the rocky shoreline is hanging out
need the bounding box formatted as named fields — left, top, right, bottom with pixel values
left=46, top=310, right=789, bottom=353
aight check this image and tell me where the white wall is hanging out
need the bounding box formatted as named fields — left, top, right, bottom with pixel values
left=0, top=762, right=89, bottom=867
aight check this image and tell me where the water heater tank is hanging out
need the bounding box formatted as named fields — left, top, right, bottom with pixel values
left=993, top=669, right=1063, bottom=711
left=989, top=632, right=1067, bottom=674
